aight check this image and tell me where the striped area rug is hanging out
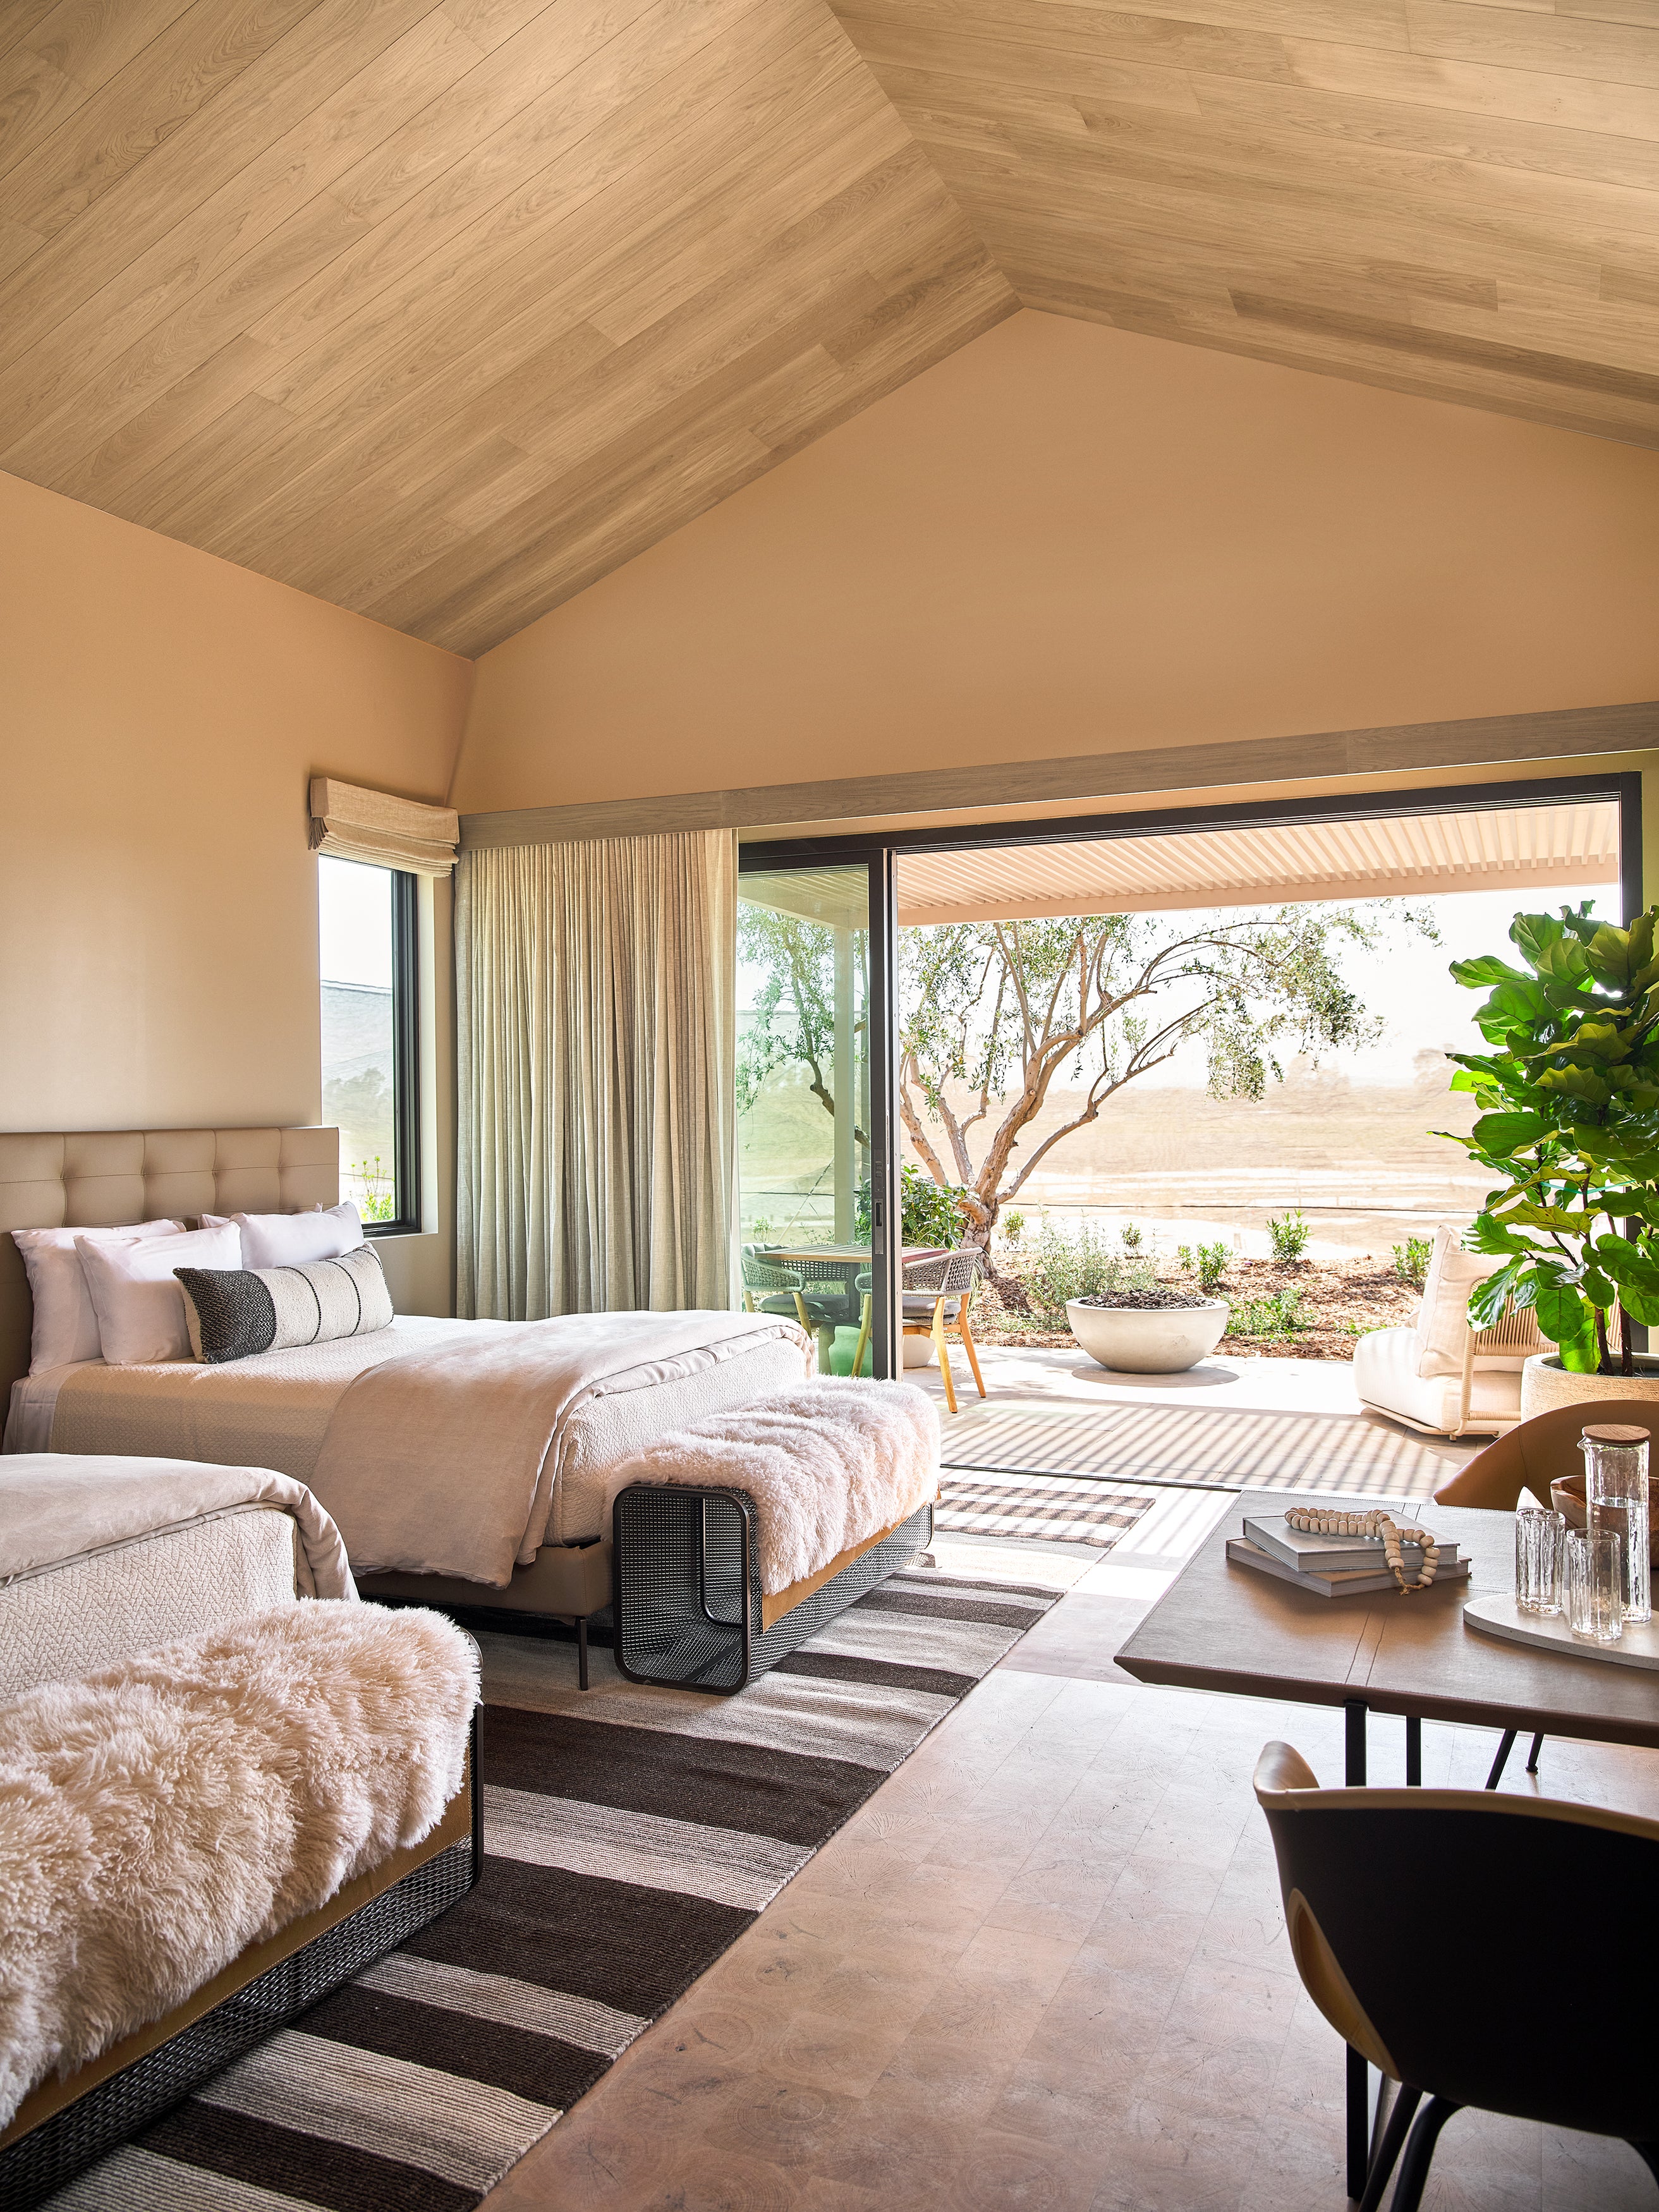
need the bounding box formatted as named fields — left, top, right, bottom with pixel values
left=52, top=1555, right=1066, bottom=2212
left=936, top=1467, right=1159, bottom=1547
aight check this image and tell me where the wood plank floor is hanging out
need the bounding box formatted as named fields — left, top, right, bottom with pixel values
left=480, top=1518, right=1658, bottom=2211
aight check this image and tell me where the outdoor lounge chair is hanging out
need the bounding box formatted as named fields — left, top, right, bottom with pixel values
left=1354, top=1224, right=1545, bottom=1438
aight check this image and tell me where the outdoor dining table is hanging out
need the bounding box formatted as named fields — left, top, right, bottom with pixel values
left=1114, top=1490, right=1659, bottom=2203
left=766, top=1246, right=945, bottom=1367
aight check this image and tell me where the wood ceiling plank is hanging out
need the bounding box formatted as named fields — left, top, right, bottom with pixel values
left=844, top=0, right=1299, bottom=80
left=52, top=328, right=280, bottom=504
left=1, top=0, right=326, bottom=238
left=1406, top=0, right=1659, bottom=92
left=0, top=0, right=455, bottom=372
left=844, top=20, right=1207, bottom=112
left=1283, top=36, right=1659, bottom=140
left=1186, top=70, right=1659, bottom=193
left=0, top=1, right=65, bottom=66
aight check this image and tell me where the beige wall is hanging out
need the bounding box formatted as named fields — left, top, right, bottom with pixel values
left=0, top=471, right=471, bottom=1313
left=454, top=311, right=1659, bottom=817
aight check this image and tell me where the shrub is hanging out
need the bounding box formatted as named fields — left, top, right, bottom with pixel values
left=1392, top=1234, right=1433, bottom=1287
left=1119, top=1220, right=1144, bottom=1251
left=1229, top=1287, right=1310, bottom=1339
left=1177, top=1240, right=1230, bottom=1294
left=1267, top=1210, right=1311, bottom=1264
left=1024, top=1220, right=1156, bottom=1325
left=1002, top=1210, right=1026, bottom=1245
left=856, top=1163, right=968, bottom=1248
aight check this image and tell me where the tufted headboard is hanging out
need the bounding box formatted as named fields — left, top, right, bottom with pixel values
left=0, top=1127, right=339, bottom=1403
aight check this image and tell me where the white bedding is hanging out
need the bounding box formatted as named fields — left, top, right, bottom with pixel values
left=3, top=1313, right=811, bottom=1573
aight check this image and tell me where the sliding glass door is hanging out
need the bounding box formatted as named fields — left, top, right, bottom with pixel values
left=736, top=856, right=899, bottom=1379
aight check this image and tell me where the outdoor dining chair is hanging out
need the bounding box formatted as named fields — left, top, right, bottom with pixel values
left=1254, top=1739, right=1659, bottom=2211
left=843, top=1246, right=987, bottom=1413
left=739, top=1248, right=842, bottom=1340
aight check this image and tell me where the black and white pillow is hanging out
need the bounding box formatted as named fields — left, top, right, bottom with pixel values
left=174, top=1243, right=394, bottom=1364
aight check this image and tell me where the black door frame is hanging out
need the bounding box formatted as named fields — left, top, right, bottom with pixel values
left=741, top=769, right=1643, bottom=1378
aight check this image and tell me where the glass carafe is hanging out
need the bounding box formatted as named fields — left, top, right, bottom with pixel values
left=1581, top=1423, right=1651, bottom=1626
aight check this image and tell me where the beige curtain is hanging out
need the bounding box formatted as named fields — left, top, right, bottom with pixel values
left=456, top=830, right=738, bottom=1318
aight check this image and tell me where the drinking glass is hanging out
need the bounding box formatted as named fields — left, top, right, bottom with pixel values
left=1564, top=1528, right=1625, bottom=1644
left=1514, top=1507, right=1565, bottom=1615
left=1581, top=1426, right=1651, bottom=1626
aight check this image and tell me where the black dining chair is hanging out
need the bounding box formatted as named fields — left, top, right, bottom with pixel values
left=1254, top=1740, right=1659, bottom=2210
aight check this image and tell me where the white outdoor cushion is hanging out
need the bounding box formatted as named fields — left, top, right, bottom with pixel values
left=76, top=1224, right=243, bottom=1364
left=11, top=1222, right=185, bottom=1374
left=199, top=1201, right=365, bottom=1270
left=1413, top=1224, right=1519, bottom=1379
left=1355, top=1324, right=1522, bottom=1437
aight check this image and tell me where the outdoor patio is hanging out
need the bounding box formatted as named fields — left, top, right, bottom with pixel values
left=907, top=1340, right=1481, bottom=1504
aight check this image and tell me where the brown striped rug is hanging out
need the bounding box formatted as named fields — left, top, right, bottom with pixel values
left=50, top=1555, right=1067, bottom=2211
left=936, top=1468, right=1160, bottom=1547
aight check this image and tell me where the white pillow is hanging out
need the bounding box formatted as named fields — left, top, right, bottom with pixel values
left=199, top=1201, right=365, bottom=1270
left=12, top=1222, right=186, bottom=1373
left=76, top=1224, right=244, bottom=1364
left=1413, top=1224, right=1510, bottom=1378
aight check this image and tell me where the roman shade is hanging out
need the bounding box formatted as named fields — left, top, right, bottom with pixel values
left=308, top=778, right=459, bottom=877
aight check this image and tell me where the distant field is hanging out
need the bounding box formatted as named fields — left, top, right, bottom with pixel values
left=739, top=1052, right=1484, bottom=1258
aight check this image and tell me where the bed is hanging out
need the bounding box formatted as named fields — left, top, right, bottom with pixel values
left=0, top=1127, right=812, bottom=1676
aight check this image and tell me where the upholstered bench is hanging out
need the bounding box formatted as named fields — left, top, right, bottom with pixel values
left=0, top=1602, right=479, bottom=2209
left=608, top=1381, right=940, bottom=1692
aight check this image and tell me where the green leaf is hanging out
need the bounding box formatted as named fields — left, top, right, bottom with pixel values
left=1627, top=911, right=1655, bottom=978
left=1534, top=1278, right=1597, bottom=1349
left=1536, top=1066, right=1612, bottom=1106
left=1470, top=1110, right=1547, bottom=1154
left=1617, top=1283, right=1659, bottom=1328
left=1449, top=954, right=1531, bottom=990
left=1464, top=1215, right=1528, bottom=1256
left=1468, top=1260, right=1528, bottom=1329
left=1510, top=913, right=1565, bottom=969
left=1547, top=1018, right=1624, bottom=1062
left=1584, top=925, right=1632, bottom=989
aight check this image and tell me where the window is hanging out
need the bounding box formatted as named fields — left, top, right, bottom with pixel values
left=319, top=856, right=418, bottom=1232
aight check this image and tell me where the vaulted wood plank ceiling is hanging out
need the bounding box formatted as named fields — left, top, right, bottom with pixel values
left=832, top=0, right=1659, bottom=454
left=1, top=0, right=1655, bottom=657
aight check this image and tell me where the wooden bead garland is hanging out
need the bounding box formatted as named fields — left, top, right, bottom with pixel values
left=1284, top=1505, right=1441, bottom=1595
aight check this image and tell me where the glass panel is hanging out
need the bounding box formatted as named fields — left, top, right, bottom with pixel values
left=738, top=864, right=872, bottom=1377
left=319, top=856, right=398, bottom=1223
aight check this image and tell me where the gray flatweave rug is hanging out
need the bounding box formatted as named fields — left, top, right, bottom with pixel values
left=49, top=1553, right=1065, bottom=2212
left=935, top=1468, right=1159, bottom=1547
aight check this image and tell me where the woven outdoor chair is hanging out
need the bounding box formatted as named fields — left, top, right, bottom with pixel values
left=849, top=1246, right=984, bottom=1413
left=739, top=1248, right=841, bottom=1340
left=1255, top=1739, right=1659, bottom=2211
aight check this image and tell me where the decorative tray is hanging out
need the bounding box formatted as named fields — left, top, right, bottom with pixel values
left=1464, top=1593, right=1659, bottom=1674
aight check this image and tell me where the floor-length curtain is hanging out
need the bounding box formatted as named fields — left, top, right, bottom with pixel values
left=456, top=830, right=738, bottom=1318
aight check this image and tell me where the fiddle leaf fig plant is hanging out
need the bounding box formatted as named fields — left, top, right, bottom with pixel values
left=1440, top=902, right=1659, bottom=1375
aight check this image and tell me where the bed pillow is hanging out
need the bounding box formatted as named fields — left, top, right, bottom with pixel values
left=199, top=1201, right=365, bottom=1270
left=75, top=1224, right=244, bottom=1365
left=12, top=1222, right=186, bottom=1373
left=175, top=1243, right=394, bottom=1364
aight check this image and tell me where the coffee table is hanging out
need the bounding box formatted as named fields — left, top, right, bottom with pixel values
left=1115, top=1490, right=1659, bottom=2201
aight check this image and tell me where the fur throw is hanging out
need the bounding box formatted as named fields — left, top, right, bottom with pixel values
left=604, top=1381, right=940, bottom=1594
left=0, top=1602, right=477, bottom=2127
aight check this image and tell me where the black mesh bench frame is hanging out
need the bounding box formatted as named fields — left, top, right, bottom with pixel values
left=612, top=1484, right=933, bottom=1693
left=0, top=1712, right=482, bottom=2211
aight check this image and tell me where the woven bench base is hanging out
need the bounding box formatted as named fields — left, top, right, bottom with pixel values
left=612, top=1486, right=933, bottom=1692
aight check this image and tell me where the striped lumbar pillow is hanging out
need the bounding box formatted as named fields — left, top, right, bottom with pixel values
left=174, top=1243, right=393, bottom=1364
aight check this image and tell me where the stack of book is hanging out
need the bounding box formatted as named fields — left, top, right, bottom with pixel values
left=1227, top=1512, right=1471, bottom=1598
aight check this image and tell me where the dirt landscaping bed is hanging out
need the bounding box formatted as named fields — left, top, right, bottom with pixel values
left=974, top=1253, right=1422, bottom=1361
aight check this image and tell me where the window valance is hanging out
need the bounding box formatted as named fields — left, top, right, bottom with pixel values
left=308, top=777, right=459, bottom=877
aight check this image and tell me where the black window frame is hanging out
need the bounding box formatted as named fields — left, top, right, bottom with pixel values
left=319, top=858, right=420, bottom=1239
left=372, top=865, right=422, bottom=1239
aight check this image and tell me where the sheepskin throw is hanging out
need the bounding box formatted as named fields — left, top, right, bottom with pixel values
left=604, top=1381, right=940, bottom=1594
left=0, top=1601, right=477, bottom=2129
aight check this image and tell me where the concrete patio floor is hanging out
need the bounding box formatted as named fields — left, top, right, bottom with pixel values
left=908, top=1341, right=1481, bottom=1503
